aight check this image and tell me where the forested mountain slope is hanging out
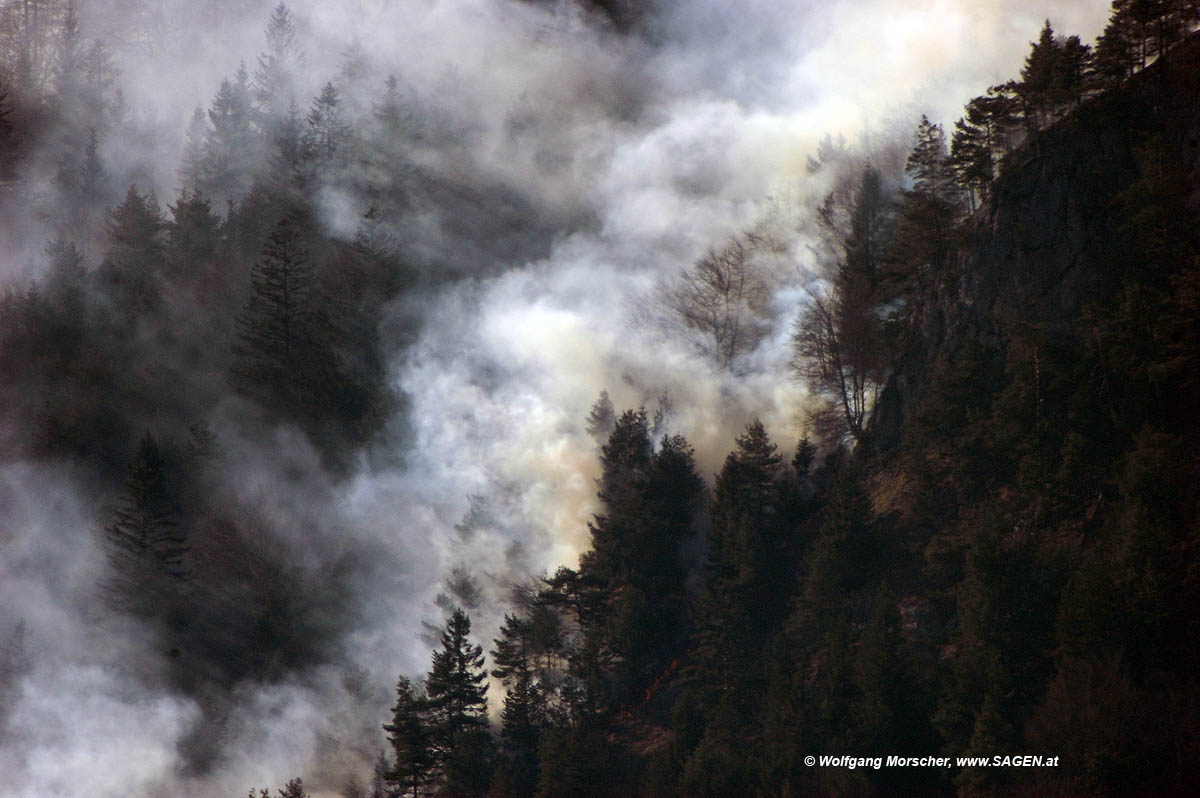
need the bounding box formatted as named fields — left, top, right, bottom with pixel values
left=0, top=3, right=1196, bottom=797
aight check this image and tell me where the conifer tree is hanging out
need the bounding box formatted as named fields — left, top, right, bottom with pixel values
left=384, top=675, right=436, bottom=798
left=584, top=390, right=616, bottom=443
left=491, top=613, right=548, bottom=795
left=425, top=608, right=489, bottom=754
left=687, top=421, right=786, bottom=729
left=254, top=3, right=303, bottom=123
left=905, top=115, right=957, bottom=203
left=97, top=185, right=165, bottom=321
left=0, top=79, right=16, bottom=179
left=580, top=410, right=702, bottom=693
left=1018, top=21, right=1064, bottom=129
left=793, top=436, right=816, bottom=476
left=426, top=608, right=492, bottom=797
left=801, top=463, right=875, bottom=633
left=303, top=82, right=349, bottom=171
left=104, top=432, right=189, bottom=614
left=166, top=189, right=221, bottom=274
left=949, top=111, right=992, bottom=209
left=178, top=107, right=208, bottom=192
left=229, top=214, right=316, bottom=413
left=203, top=65, right=258, bottom=204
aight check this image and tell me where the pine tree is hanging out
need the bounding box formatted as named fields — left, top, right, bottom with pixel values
left=496, top=666, right=544, bottom=797
left=905, top=115, right=957, bottom=203
left=303, top=82, right=349, bottom=171
left=801, top=463, right=875, bottom=634
left=793, top=436, right=816, bottom=476
left=277, top=779, right=306, bottom=798
left=178, top=107, right=208, bottom=192
left=585, top=390, right=616, bottom=443
left=1095, top=13, right=1139, bottom=82
left=687, top=421, right=787, bottom=730
left=891, top=117, right=963, bottom=298
left=949, top=111, right=992, bottom=210
left=426, top=608, right=490, bottom=755
left=96, top=185, right=165, bottom=321
left=852, top=584, right=933, bottom=765
left=579, top=409, right=703, bottom=694
left=425, top=608, right=492, bottom=797
left=1018, top=20, right=1064, bottom=129
left=586, top=408, right=652, bottom=586
left=253, top=3, right=303, bottom=123
left=104, top=433, right=189, bottom=614
left=0, top=79, right=16, bottom=179
left=384, top=675, right=436, bottom=798
left=166, top=189, right=221, bottom=273
left=229, top=214, right=316, bottom=413
left=203, top=64, right=258, bottom=204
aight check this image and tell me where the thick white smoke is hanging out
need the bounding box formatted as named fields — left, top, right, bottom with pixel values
left=0, top=1, right=1111, bottom=795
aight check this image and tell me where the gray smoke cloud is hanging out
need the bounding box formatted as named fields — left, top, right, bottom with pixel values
left=0, top=0, right=1111, bottom=795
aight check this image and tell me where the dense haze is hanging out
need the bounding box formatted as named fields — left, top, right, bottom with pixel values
left=0, top=1, right=1113, bottom=795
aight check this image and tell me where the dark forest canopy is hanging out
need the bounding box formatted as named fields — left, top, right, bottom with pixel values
left=0, top=1, right=1198, bottom=796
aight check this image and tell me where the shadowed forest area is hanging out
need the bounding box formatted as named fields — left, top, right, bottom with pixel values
left=1, top=1, right=1198, bottom=796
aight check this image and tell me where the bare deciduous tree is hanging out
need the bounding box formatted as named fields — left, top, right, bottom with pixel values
left=657, top=235, right=772, bottom=368
left=792, top=282, right=887, bottom=444
left=793, top=164, right=898, bottom=444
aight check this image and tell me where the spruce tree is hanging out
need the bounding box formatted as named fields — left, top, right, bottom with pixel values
left=229, top=214, right=316, bottom=414
left=905, top=115, right=957, bottom=203
left=425, top=608, right=492, bottom=797
left=384, top=675, right=436, bottom=798
left=687, top=421, right=786, bottom=729
left=303, top=82, right=349, bottom=171
left=104, top=433, right=189, bottom=614
left=426, top=608, right=489, bottom=754
left=97, top=185, right=165, bottom=321
left=254, top=3, right=303, bottom=123
left=203, top=65, right=258, bottom=204
left=584, top=390, right=616, bottom=443
left=178, top=107, right=208, bottom=192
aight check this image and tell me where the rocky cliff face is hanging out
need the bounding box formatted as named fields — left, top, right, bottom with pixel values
left=883, top=33, right=1200, bottom=443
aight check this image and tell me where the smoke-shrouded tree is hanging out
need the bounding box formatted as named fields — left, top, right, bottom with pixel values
left=585, top=389, right=616, bottom=443
left=96, top=184, right=166, bottom=323
left=425, top=609, right=489, bottom=748
left=656, top=235, right=772, bottom=368
left=303, top=82, right=349, bottom=172
left=579, top=409, right=703, bottom=695
left=104, top=432, right=189, bottom=614
left=685, top=420, right=788, bottom=746
left=890, top=116, right=963, bottom=299
left=253, top=3, right=303, bottom=124
left=425, top=608, right=493, bottom=797
left=202, top=65, right=258, bottom=205
left=229, top=214, right=316, bottom=414
left=384, top=675, right=437, bottom=798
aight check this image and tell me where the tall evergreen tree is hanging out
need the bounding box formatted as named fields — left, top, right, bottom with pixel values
left=384, top=675, right=436, bottom=798
left=1018, top=20, right=1064, bottom=129
left=686, top=421, right=787, bottom=732
left=97, top=185, right=165, bottom=321
left=585, top=390, right=616, bottom=443
left=229, top=214, right=316, bottom=414
left=303, top=82, right=349, bottom=172
left=203, top=64, right=258, bottom=204
left=253, top=3, right=303, bottom=123
left=905, top=115, right=957, bottom=203
left=426, top=608, right=492, bottom=797
left=178, top=106, right=208, bottom=192
left=425, top=608, right=490, bottom=755
left=104, top=432, right=189, bottom=614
